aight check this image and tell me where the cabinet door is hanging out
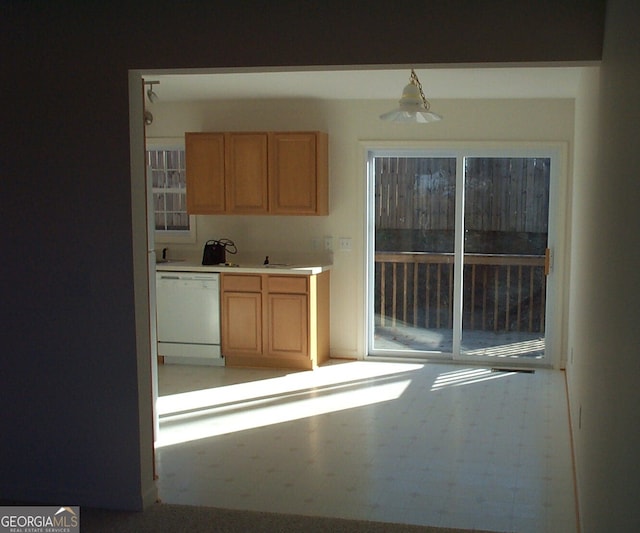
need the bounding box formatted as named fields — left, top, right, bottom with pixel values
left=269, top=132, right=328, bottom=215
left=222, top=291, right=263, bottom=356
left=225, top=133, right=268, bottom=214
left=266, top=292, right=309, bottom=359
left=185, top=132, right=225, bottom=214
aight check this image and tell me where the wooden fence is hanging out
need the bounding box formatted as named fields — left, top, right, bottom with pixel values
left=375, top=252, right=546, bottom=333
left=374, top=156, right=550, bottom=233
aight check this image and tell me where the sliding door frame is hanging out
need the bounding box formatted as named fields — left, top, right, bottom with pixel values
left=364, top=141, right=569, bottom=370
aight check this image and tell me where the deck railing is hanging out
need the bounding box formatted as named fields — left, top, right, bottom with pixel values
left=375, top=252, right=546, bottom=333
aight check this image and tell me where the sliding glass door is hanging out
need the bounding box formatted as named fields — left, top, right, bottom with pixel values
left=368, top=146, right=559, bottom=365
left=461, top=157, right=549, bottom=360
left=372, top=155, right=457, bottom=354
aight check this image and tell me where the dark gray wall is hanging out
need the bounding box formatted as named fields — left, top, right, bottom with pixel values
left=0, top=0, right=606, bottom=511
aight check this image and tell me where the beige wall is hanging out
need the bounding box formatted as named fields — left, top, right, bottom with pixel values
left=567, top=66, right=600, bottom=527
left=149, top=96, right=575, bottom=359
left=567, top=1, right=640, bottom=529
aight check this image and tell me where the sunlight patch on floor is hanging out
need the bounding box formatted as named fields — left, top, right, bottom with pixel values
left=156, top=361, right=422, bottom=448
left=431, top=367, right=516, bottom=391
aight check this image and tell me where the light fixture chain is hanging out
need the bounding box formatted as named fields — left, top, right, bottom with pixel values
left=410, top=69, right=431, bottom=111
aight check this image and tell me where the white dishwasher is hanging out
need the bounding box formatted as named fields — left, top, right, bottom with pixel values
left=156, top=271, right=224, bottom=365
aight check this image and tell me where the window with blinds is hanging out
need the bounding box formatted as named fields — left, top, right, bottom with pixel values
left=146, top=147, right=189, bottom=232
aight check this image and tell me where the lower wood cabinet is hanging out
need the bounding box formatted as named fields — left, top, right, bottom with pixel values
left=221, top=272, right=330, bottom=370
left=223, top=291, right=262, bottom=355
left=267, top=292, right=308, bottom=357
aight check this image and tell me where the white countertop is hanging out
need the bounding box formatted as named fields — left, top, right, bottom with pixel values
left=156, top=260, right=331, bottom=276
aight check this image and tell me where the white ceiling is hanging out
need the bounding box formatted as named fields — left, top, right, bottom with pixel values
left=144, top=66, right=589, bottom=102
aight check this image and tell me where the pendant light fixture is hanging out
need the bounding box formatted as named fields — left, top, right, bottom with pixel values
left=380, top=69, right=442, bottom=123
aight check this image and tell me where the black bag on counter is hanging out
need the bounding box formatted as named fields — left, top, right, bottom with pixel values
left=202, top=239, right=237, bottom=265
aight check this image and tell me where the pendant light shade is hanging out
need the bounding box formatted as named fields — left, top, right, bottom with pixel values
left=380, top=69, right=442, bottom=123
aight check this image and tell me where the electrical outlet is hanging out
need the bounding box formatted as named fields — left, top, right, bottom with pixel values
left=311, top=237, right=320, bottom=250
left=324, top=236, right=333, bottom=251
left=339, top=237, right=352, bottom=251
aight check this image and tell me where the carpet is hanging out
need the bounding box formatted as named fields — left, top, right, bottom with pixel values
left=80, top=502, right=499, bottom=532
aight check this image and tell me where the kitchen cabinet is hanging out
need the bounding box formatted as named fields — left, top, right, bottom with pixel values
left=185, top=132, right=225, bottom=214
left=221, top=275, right=263, bottom=355
left=269, top=132, right=328, bottom=215
left=266, top=275, right=309, bottom=358
left=225, top=133, right=269, bottom=214
left=186, top=132, right=268, bottom=214
left=185, top=131, right=328, bottom=215
left=221, top=271, right=330, bottom=370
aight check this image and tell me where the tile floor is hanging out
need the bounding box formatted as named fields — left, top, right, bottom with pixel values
left=156, top=360, right=577, bottom=532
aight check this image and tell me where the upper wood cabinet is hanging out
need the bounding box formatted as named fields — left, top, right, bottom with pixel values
left=269, top=132, right=328, bottom=215
left=225, top=133, right=269, bottom=214
left=185, top=131, right=328, bottom=216
left=185, top=132, right=225, bottom=214
left=186, top=132, right=267, bottom=215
